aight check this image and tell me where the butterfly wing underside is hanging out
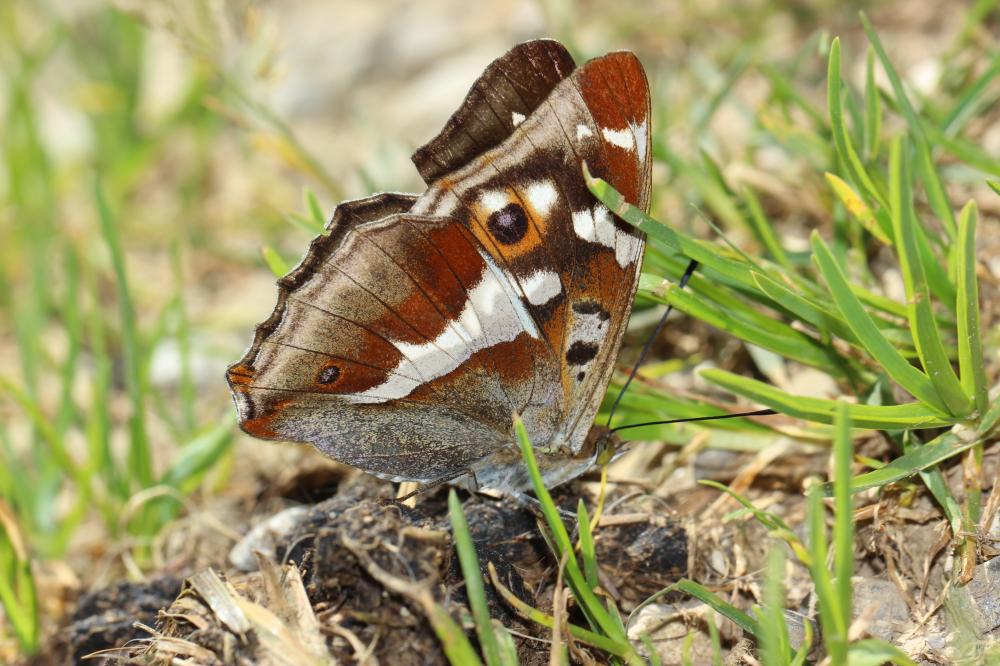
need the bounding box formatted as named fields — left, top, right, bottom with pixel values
left=227, top=40, right=651, bottom=490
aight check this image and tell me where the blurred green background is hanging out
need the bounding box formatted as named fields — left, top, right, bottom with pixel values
left=1, top=0, right=997, bottom=658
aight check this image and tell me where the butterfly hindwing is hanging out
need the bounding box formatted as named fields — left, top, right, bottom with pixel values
left=228, top=197, right=563, bottom=481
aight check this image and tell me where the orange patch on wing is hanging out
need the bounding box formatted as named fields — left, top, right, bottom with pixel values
left=423, top=222, right=488, bottom=287
left=396, top=224, right=479, bottom=321
left=586, top=249, right=636, bottom=306
left=311, top=358, right=394, bottom=395
left=469, top=188, right=552, bottom=261
left=390, top=287, right=449, bottom=340
left=227, top=363, right=255, bottom=387
left=239, top=397, right=291, bottom=440
left=464, top=333, right=542, bottom=390
left=577, top=52, right=649, bottom=209
left=541, top=300, right=568, bottom=349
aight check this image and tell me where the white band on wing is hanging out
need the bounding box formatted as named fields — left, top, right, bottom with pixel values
left=346, top=248, right=539, bottom=404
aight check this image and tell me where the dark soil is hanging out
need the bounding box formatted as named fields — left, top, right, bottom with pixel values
left=41, top=473, right=689, bottom=665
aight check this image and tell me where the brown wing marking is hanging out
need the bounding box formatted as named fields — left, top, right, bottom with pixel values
left=412, top=39, right=576, bottom=184
left=228, top=206, right=555, bottom=460
left=560, top=52, right=650, bottom=442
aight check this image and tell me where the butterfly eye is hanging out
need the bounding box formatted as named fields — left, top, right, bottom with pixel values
left=487, top=203, right=529, bottom=244
left=317, top=365, right=341, bottom=385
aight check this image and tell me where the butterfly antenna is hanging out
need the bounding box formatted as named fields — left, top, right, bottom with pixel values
left=605, top=258, right=700, bottom=428
left=610, top=408, right=777, bottom=434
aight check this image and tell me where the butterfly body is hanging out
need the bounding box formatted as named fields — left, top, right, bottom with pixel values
left=227, top=39, right=651, bottom=493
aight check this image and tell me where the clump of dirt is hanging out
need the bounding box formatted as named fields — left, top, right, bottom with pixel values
left=42, top=473, right=689, bottom=664
left=39, top=439, right=1000, bottom=664
left=42, top=575, right=182, bottom=664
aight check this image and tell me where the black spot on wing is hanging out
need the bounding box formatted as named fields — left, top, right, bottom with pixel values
left=566, top=341, right=599, bottom=365
left=572, top=300, right=610, bottom=321
left=317, top=365, right=341, bottom=384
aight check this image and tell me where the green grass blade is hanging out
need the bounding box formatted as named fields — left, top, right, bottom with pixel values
left=0, top=377, right=83, bottom=482
left=700, top=368, right=955, bottom=429
left=954, top=201, right=988, bottom=414
left=824, top=173, right=891, bottom=244
left=661, top=152, right=745, bottom=232
left=941, top=53, right=1000, bottom=136
left=170, top=241, right=197, bottom=436
left=700, top=479, right=812, bottom=565
left=827, top=428, right=981, bottom=495
left=980, top=395, right=1000, bottom=436
left=304, top=187, right=326, bottom=227
left=0, top=509, right=39, bottom=654
left=424, top=600, right=484, bottom=666
left=903, top=431, right=967, bottom=543
left=586, top=166, right=770, bottom=293
left=674, top=579, right=759, bottom=636
left=698, top=481, right=795, bottom=536
left=831, top=401, right=854, bottom=646
left=847, top=639, right=920, bottom=666
left=760, top=63, right=825, bottom=129
left=921, top=120, right=1000, bottom=177
left=285, top=213, right=325, bottom=236
left=910, top=208, right=957, bottom=309
left=742, top=186, right=791, bottom=269
left=758, top=547, right=790, bottom=666
left=650, top=271, right=790, bottom=339
left=95, top=178, right=152, bottom=489
left=576, top=500, right=599, bottom=591
left=642, top=276, right=843, bottom=373
left=863, top=45, right=881, bottom=161
left=860, top=13, right=957, bottom=239
left=848, top=281, right=909, bottom=320
left=448, top=490, right=502, bottom=666
left=811, top=232, right=949, bottom=414
left=827, top=38, right=888, bottom=211
left=494, top=625, right=519, bottom=666
left=261, top=245, right=290, bottom=277
left=56, top=246, right=82, bottom=438
left=888, top=138, right=970, bottom=417
left=160, top=419, right=234, bottom=493
left=488, top=562, right=637, bottom=658
left=707, top=611, right=723, bottom=666
left=513, top=417, right=637, bottom=655
left=807, top=487, right=845, bottom=663
left=641, top=634, right=662, bottom=666
left=81, top=253, right=119, bottom=499
left=751, top=271, right=860, bottom=345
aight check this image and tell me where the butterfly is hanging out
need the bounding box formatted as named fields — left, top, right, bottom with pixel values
left=227, top=39, right=651, bottom=494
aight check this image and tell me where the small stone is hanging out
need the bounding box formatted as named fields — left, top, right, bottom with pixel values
left=229, top=505, right=308, bottom=571
left=954, top=556, right=1000, bottom=637
left=850, top=577, right=913, bottom=642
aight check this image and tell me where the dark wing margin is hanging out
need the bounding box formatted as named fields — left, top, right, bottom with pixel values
left=227, top=192, right=418, bottom=390
left=411, top=39, right=576, bottom=185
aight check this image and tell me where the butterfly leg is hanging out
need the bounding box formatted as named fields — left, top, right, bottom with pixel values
left=390, top=468, right=475, bottom=505
left=507, top=491, right=577, bottom=522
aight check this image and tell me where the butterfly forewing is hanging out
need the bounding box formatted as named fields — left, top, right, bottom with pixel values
left=411, top=50, right=651, bottom=456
